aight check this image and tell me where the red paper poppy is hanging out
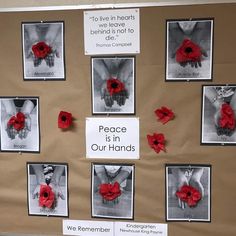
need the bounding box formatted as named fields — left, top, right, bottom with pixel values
left=176, top=39, right=202, bottom=63
left=32, top=41, right=52, bottom=59
left=107, top=78, right=125, bottom=96
left=147, top=133, right=165, bottom=153
left=58, top=111, right=72, bottom=129
left=7, top=112, right=25, bottom=131
left=219, top=103, right=235, bottom=130
left=155, top=106, right=174, bottom=124
left=99, top=182, right=121, bottom=201
left=176, top=185, right=202, bottom=207
left=39, top=184, right=55, bottom=208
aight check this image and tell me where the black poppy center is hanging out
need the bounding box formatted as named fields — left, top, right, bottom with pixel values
left=15, top=120, right=19, bottom=124
left=61, top=115, right=67, bottom=122
left=185, top=47, right=193, bottom=54
left=111, top=82, right=118, bottom=89
left=39, top=45, right=45, bottom=51
left=153, top=140, right=159, bottom=145
left=43, top=192, right=49, bottom=198
left=187, top=191, right=192, bottom=196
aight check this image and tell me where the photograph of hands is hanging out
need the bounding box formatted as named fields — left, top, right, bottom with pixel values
left=92, top=163, right=134, bottom=219
left=22, top=21, right=65, bottom=80
left=202, top=85, right=236, bottom=144
left=0, top=98, right=39, bottom=152
left=166, top=165, right=211, bottom=222
left=92, top=57, right=135, bottom=114
left=27, top=163, right=68, bottom=217
left=166, top=19, right=213, bottom=80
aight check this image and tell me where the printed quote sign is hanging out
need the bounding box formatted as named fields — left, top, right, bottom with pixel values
left=84, top=8, right=140, bottom=55
left=86, top=117, right=139, bottom=159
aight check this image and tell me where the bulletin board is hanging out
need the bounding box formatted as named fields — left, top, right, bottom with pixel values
left=0, top=3, right=236, bottom=236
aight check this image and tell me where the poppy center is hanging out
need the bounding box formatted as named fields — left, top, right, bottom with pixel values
left=15, top=120, right=19, bottom=124
left=187, top=191, right=192, bottom=196
left=153, top=140, right=159, bottom=145
left=43, top=192, right=49, bottom=198
left=39, top=45, right=45, bottom=51
left=61, top=115, right=67, bottom=122
left=111, top=82, right=118, bottom=89
left=185, top=47, right=193, bottom=54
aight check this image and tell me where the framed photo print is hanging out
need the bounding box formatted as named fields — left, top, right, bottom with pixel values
left=91, top=163, right=134, bottom=219
left=91, top=56, right=135, bottom=114
left=0, top=97, right=40, bottom=152
left=201, top=85, right=236, bottom=145
left=22, top=21, right=65, bottom=80
left=27, top=162, right=68, bottom=217
left=166, top=18, right=214, bottom=81
left=165, top=164, right=211, bottom=222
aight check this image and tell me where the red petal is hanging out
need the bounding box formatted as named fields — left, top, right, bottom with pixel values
left=176, top=191, right=188, bottom=201
left=7, top=116, right=16, bottom=126
left=112, top=182, right=121, bottom=194
left=160, top=116, right=171, bottom=124
left=187, top=198, right=197, bottom=207
left=157, top=143, right=165, bottom=151
left=192, top=191, right=202, bottom=201
left=155, top=133, right=165, bottom=143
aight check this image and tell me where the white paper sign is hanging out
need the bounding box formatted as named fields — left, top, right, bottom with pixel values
left=63, top=220, right=168, bottom=236
left=84, top=8, right=140, bottom=55
left=63, top=220, right=114, bottom=236
left=115, top=222, right=168, bottom=236
left=86, top=117, right=139, bottom=159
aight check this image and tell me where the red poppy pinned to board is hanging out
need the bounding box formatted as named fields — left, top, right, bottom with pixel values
left=147, top=133, right=166, bottom=154
left=155, top=106, right=175, bottom=124
left=58, top=111, right=73, bottom=129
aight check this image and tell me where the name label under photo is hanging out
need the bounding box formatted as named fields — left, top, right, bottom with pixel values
left=84, top=8, right=140, bottom=55
left=86, top=117, right=139, bottom=159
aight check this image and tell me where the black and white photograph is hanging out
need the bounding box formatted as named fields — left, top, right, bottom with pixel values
left=0, top=97, right=40, bottom=152
left=91, top=56, right=135, bottom=114
left=91, top=163, right=134, bottom=219
left=166, top=18, right=213, bottom=81
left=165, top=164, right=211, bottom=222
left=202, top=85, right=236, bottom=145
left=22, top=21, right=65, bottom=80
left=27, top=162, right=68, bottom=217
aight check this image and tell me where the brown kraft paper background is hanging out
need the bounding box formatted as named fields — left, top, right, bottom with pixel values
left=0, top=3, right=235, bottom=236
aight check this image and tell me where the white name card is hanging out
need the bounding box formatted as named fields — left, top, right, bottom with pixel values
left=63, top=220, right=113, bottom=236
left=115, top=222, right=168, bottom=236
